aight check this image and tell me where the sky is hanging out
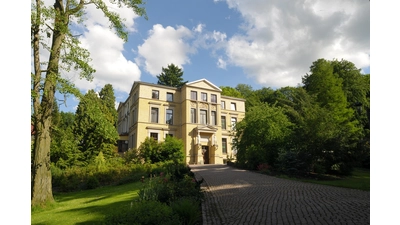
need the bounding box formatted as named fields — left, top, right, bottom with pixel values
left=41, top=0, right=371, bottom=113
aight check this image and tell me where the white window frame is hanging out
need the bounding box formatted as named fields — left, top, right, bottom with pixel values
left=151, top=107, right=159, bottom=123
left=166, top=109, right=173, bottom=125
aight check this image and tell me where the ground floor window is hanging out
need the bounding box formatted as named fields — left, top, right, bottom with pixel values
left=150, top=132, right=158, bottom=141
left=222, top=138, right=227, bottom=154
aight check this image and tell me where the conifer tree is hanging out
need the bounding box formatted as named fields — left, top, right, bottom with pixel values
left=157, top=64, right=187, bottom=88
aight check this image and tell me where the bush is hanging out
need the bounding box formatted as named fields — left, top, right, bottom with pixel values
left=86, top=174, right=100, bottom=189
left=138, top=163, right=204, bottom=204
left=257, top=163, right=271, bottom=174
left=105, top=200, right=181, bottom=225
left=170, top=198, right=202, bottom=225
left=52, top=163, right=156, bottom=192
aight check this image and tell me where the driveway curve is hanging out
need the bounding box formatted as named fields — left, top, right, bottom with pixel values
left=190, top=164, right=370, bottom=225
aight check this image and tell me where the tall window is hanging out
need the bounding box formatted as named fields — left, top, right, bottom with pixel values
left=130, top=109, right=136, bottom=125
left=201, top=92, right=207, bottom=101
left=222, top=138, right=227, bottom=154
left=221, top=116, right=226, bottom=130
left=221, top=101, right=225, bottom=109
left=167, top=92, right=173, bottom=102
left=151, top=107, right=158, bottom=123
left=211, top=94, right=217, bottom=103
left=152, top=90, right=159, bottom=99
left=191, top=91, right=197, bottom=100
left=166, top=109, right=173, bottom=125
left=211, top=111, right=216, bottom=125
left=150, top=132, right=158, bottom=141
left=200, top=110, right=207, bottom=124
left=231, top=117, right=237, bottom=130
left=231, top=102, right=236, bottom=110
left=191, top=108, right=196, bottom=123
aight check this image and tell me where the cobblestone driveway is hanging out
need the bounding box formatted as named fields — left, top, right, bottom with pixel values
left=190, top=164, right=370, bottom=225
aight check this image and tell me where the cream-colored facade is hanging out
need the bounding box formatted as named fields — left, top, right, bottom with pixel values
left=117, top=79, right=245, bottom=165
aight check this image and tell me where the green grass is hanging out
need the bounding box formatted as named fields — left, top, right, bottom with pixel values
left=31, top=182, right=143, bottom=225
left=279, top=168, right=370, bottom=191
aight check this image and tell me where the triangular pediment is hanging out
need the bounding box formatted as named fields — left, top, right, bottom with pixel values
left=186, top=79, right=221, bottom=92
left=196, top=125, right=218, bottom=132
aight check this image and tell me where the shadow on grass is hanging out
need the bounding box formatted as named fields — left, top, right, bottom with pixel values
left=32, top=182, right=144, bottom=225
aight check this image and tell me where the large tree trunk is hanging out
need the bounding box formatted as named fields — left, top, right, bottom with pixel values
left=31, top=0, right=67, bottom=206
left=31, top=118, right=54, bottom=205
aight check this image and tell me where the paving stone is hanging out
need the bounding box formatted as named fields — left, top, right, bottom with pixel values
left=191, top=164, right=370, bottom=225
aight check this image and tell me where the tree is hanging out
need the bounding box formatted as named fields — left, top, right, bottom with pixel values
left=235, top=84, right=253, bottom=98
left=138, top=136, right=185, bottom=164
left=273, top=87, right=337, bottom=173
left=160, top=135, right=185, bottom=163
left=234, top=103, right=293, bottom=169
left=157, top=64, right=187, bottom=88
left=50, top=112, right=83, bottom=169
left=74, top=89, right=119, bottom=161
left=31, top=0, right=146, bottom=206
left=99, top=84, right=118, bottom=127
left=302, top=59, right=363, bottom=174
left=220, top=86, right=243, bottom=98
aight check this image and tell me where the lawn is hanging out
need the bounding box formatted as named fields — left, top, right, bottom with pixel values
left=31, top=182, right=142, bottom=225
left=279, top=168, right=370, bottom=191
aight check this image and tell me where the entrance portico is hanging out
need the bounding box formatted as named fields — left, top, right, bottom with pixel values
left=193, top=125, right=218, bottom=164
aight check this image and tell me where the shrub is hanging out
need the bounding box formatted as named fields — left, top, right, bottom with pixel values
left=105, top=200, right=181, bottom=225
left=257, top=163, right=271, bottom=174
left=86, top=174, right=100, bottom=189
left=138, top=173, right=174, bottom=203
left=170, top=198, right=201, bottom=225
left=138, top=165, right=204, bottom=204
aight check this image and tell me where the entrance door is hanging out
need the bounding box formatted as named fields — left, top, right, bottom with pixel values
left=202, top=146, right=209, bottom=164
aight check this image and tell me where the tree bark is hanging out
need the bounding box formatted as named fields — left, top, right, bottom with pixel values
left=31, top=0, right=68, bottom=206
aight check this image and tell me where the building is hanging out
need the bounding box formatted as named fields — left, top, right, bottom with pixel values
left=117, top=79, right=245, bottom=165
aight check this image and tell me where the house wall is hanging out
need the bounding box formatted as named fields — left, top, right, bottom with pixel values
left=117, top=79, right=245, bottom=164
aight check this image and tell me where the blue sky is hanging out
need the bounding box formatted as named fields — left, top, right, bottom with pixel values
left=39, top=0, right=370, bottom=112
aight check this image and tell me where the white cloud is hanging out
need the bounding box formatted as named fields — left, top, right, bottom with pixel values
left=212, top=31, right=227, bottom=42
left=217, top=58, right=227, bottom=69
left=135, top=24, right=196, bottom=76
left=194, top=24, right=205, bottom=33
left=70, top=24, right=141, bottom=93
left=220, top=0, right=370, bottom=88
left=40, top=0, right=143, bottom=95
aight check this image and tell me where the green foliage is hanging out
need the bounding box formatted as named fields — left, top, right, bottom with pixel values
left=235, top=84, right=253, bottom=98
left=234, top=103, right=293, bottom=169
left=138, top=137, right=162, bottom=163
left=138, top=163, right=203, bottom=204
left=94, top=151, right=107, bottom=171
left=31, top=0, right=147, bottom=206
left=51, top=111, right=84, bottom=168
left=99, top=84, right=118, bottom=127
left=74, top=89, right=119, bottom=161
left=301, top=59, right=365, bottom=174
left=161, top=135, right=185, bottom=163
left=170, top=198, right=202, bottom=225
left=139, top=136, right=185, bottom=163
left=122, top=148, right=141, bottom=164
left=105, top=201, right=181, bottom=225
left=220, top=86, right=244, bottom=98
left=52, top=162, right=148, bottom=192
left=157, top=63, right=188, bottom=87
